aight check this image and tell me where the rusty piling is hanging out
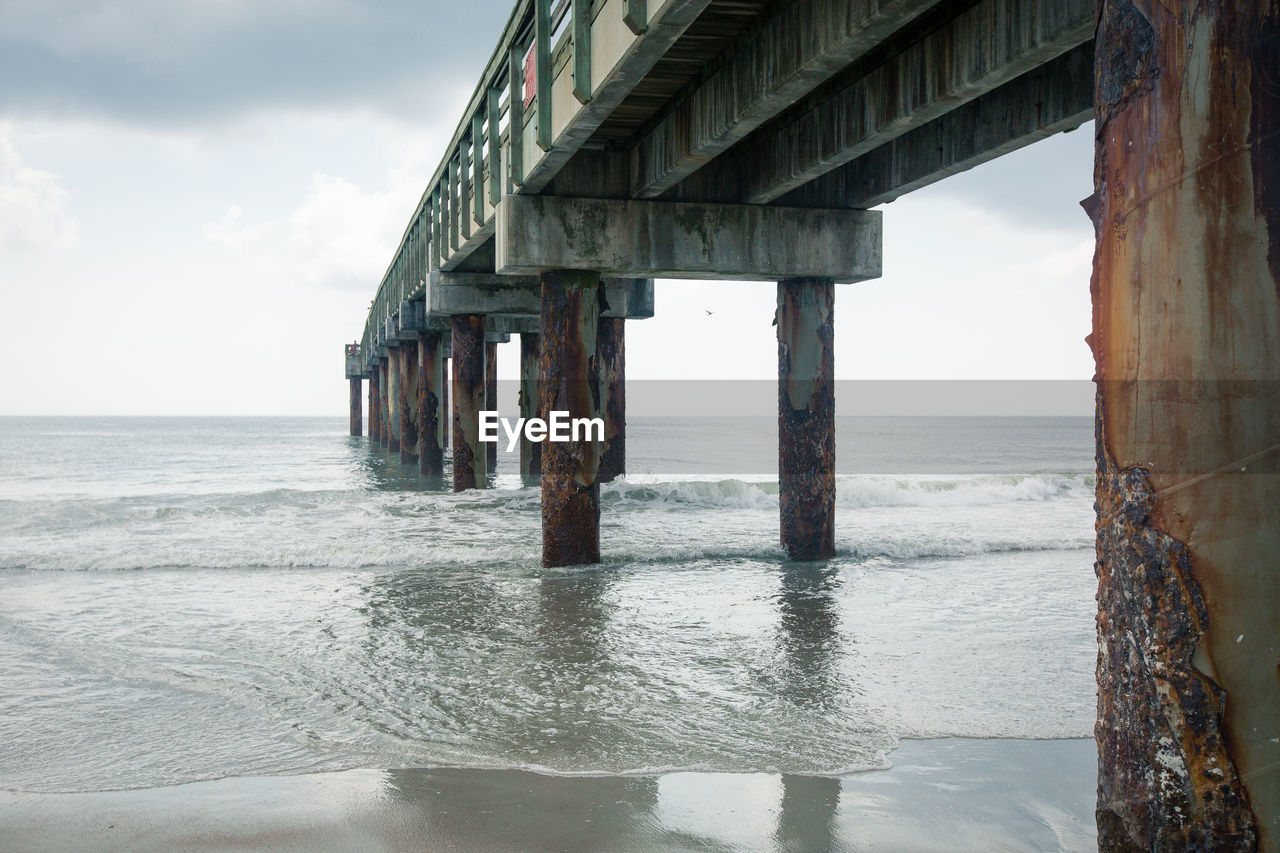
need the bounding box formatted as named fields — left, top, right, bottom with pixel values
left=1090, top=2, right=1278, bottom=850
left=486, top=341, right=498, bottom=471
left=348, top=378, right=361, bottom=437
left=519, top=332, right=542, bottom=481
left=418, top=332, right=444, bottom=476
left=378, top=357, right=390, bottom=449
left=596, top=317, right=625, bottom=483
left=369, top=366, right=380, bottom=443
left=540, top=269, right=603, bottom=567
left=451, top=315, right=487, bottom=491
left=441, top=343, right=451, bottom=451
left=386, top=347, right=401, bottom=455
left=398, top=345, right=419, bottom=464
left=777, top=277, right=835, bottom=561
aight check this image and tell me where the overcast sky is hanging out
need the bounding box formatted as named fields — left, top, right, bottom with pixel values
left=0, top=0, right=1097, bottom=416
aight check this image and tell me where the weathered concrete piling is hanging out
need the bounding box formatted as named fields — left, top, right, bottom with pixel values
left=386, top=347, right=402, bottom=455
left=398, top=345, right=419, bottom=464
left=418, top=332, right=444, bottom=476
left=378, top=357, right=390, bottom=449
left=776, top=277, right=835, bottom=562
left=451, top=315, right=487, bottom=491
left=596, top=317, right=625, bottom=484
left=1090, top=1, right=1278, bottom=850
left=539, top=270, right=603, bottom=567
left=368, top=367, right=379, bottom=444
left=519, top=332, right=542, bottom=480
left=485, top=341, right=498, bottom=470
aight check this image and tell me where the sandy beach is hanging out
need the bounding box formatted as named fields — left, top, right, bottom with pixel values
left=1, top=738, right=1095, bottom=852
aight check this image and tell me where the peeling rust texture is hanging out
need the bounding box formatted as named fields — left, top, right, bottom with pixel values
left=1092, top=2, right=1278, bottom=849
left=368, top=367, right=380, bottom=443
left=451, top=315, right=487, bottom=492
left=386, top=347, right=402, bottom=455
left=597, top=316, right=626, bottom=484
left=418, top=333, right=444, bottom=477
left=777, top=277, right=834, bottom=562
left=486, top=342, right=498, bottom=470
left=398, top=345, right=419, bottom=464
left=520, top=332, right=543, bottom=480
left=539, top=269, right=602, bottom=568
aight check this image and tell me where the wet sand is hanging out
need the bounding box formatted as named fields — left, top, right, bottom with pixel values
left=0, top=738, right=1096, bottom=852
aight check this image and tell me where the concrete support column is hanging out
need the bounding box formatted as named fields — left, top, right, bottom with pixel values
left=451, top=315, right=486, bottom=491
left=519, top=332, right=542, bottom=480
left=539, top=269, right=602, bottom=567
left=386, top=347, right=402, bottom=455
left=368, top=369, right=379, bottom=443
left=597, top=317, right=625, bottom=483
left=485, top=341, right=498, bottom=471
left=777, top=277, right=835, bottom=562
left=378, top=358, right=390, bottom=448
left=398, top=345, right=419, bottom=464
left=348, top=378, right=362, bottom=437
left=1090, top=3, right=1276, bottom=849
left=418, top=333, right=444, bottom=476
left=441, top=343, right=451, bottom=451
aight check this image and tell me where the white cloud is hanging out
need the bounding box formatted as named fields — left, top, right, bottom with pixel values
left=202, top=204, right=275, bottom=253
left=0, top=130, right=79, bottom=250
left=285, top=172, right=421, bottom=291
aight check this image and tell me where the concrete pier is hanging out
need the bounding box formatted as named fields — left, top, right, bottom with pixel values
left=348, top=379, right=361, bottom=437
left=1090, top=2, right=1277, bottom=849
left=597, top=317, right=625, bottom=483
left=368, top=367, right=380, bottom=444
left=397, top=345, right=418, bottom=464
left=776, top=277, right=835, bottom=562
left=519, top=332, right=542, bottom=480
left=539, top=269, right=602, bottom=567
left=378, top=357, right=390, bottom=449
left=418, top=332, right=444, bottom=476
left=386, top=348, right=401, bottom=455
left=485, top=341, right=498, bottom=471
left=451, top=315, right=486, bottom=491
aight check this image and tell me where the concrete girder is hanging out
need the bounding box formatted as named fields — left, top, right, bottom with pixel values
left=676, top=0, right=1093, bottom=205
left=496, top=195, right=881, bottom=282
left=777, top=41, right=1094, bottom=209
left=630, top=0, right=938, bottom=198
left=425, top=270, right=655, bottom=318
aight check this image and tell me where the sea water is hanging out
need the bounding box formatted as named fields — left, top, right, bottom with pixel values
left=0, top=415, right=1097, bottom=793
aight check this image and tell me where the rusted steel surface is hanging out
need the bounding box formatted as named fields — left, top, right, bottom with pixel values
left=379, top=358, right=390, bottom=448
left=418, top=333, right=444, bottom=476
left=540, top=269, right=603, bottom=567
left=777, top=277, right=834, bottom=561
left=398, top=345, right=419, bottom=464
left=1090, top=2, right=1278, bottom=849
left=486, top=341, right=498, bottom=470
left=596, top=317, right=625, bottom=483
left=452, top=315, right=487, bottom=491
left=386, top=347, right=402, bottom=455
left=519, top=332, right=543, bottom=480
left=368, top=367, right=379, bottom=443
left=348, top=378, right=362, bottom=437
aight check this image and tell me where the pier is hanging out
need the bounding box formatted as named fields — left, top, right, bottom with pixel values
left=342, top=0, right=1278, bottom=848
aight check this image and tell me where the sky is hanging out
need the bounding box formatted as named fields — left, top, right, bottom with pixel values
left=0, top=0, right=1097, bottom=416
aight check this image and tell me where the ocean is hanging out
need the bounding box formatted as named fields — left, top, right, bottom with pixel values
left=0, top=415, right=1097, bottom=806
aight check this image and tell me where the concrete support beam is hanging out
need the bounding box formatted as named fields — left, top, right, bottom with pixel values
left=496, top=195, right=881, bottom=282
left=777, top=42, right=1095, bottom=209
left=426, top=270, right=654, bottom=319
left=631, top=0, right=937, bottom=197
left=683, top=0, right=1093, bottom=205
left=485, top=341, right=498, bottom=470
left=1090, top=2, right=1276, bottom=849
left=369, top=367, right=380, bottom=444
left=378, top=358, right=390, bottom=449
left=418, top=332, right=444, bottom=477
left=451, top=315, right=487, bottom=491
left=398, top=345, right=419, bottom=464
left=349, top=378, right=362, bottom=437
left=597, top=317, right=625, bottom=483
left=519, top=332, right=542, bottom=482
left=540, top=270, right=602, bottom=567
left=777, top=277, right=834, bottom=561
left=386, top=348, right=402, bottom=455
